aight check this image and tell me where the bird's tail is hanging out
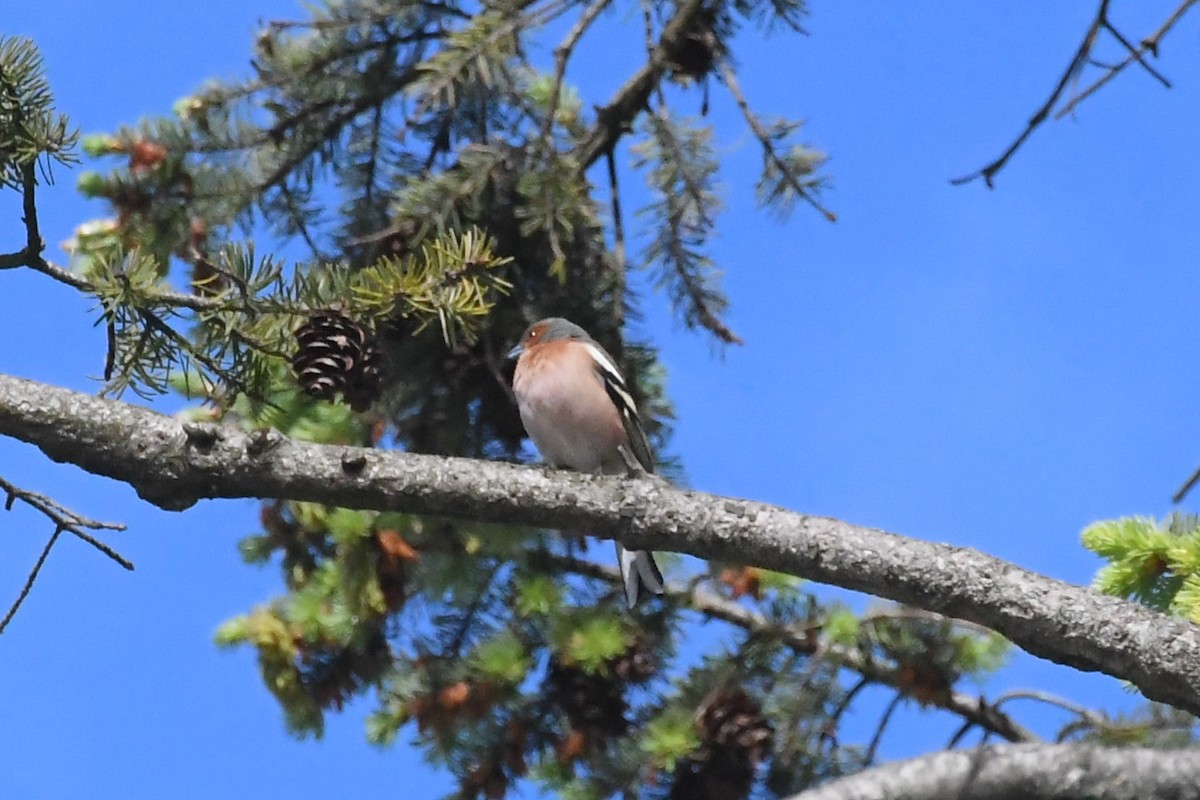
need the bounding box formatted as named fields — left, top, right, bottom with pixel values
left=616, top=543, right=665, bottom=607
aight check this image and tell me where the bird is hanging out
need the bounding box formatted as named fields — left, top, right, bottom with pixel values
left=507, top=317, right=665, bottom=607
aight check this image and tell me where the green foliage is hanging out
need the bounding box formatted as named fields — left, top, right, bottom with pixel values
left=553, top=612, right=631, bottom=673
left=753, top=119, right=826, bottom=219
left=350, top=227, right=512, bottom=346
left=410, top=9, right=522, bottom=113
left=1082, top=513, right=1200, bottom=618
left=469, top=630, right=530, bottom=685
left=514, top=573, right=563, bottom=617
left=75, top=225, right=510, bottom=400
left=640, top=707, right=702, bottom=771
left=0, top=36, right=78, bottom=188
left=823, top=606, right=861, bottom=647
left=634, top=111, right=731, bottom=342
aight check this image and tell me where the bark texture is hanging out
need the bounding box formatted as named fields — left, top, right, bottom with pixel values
left=785, top=743, right=1200, bottom=800
left=2, top=373, right=1200, bottom=714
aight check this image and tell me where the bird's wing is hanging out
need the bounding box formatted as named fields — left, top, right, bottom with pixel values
left=581, top=340, right=655, bottom=474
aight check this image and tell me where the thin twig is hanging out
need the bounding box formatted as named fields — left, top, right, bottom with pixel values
left=819, top=676, right=871, bottom=750
left=1174, top=463, right=1200, bottom=504
left=865, top=693, right=904, bottom=764
left=947, top=719, right=977, bottom=749
left=953, top=0, right=1196, bottom=186
left=861, top=607, right=999, bottom=639
left=1100, top=19, right=1170, bottom=88
left=606, top=148, right=627, bottom=337
left=994, top=689, right=1108, bottom=730
left=1056, top=0, right=1198, bottom=120
left=21, top=162, right=42, bottom=258
left=0, top=527, right=63, bottom=636
left=952, top=0, right=1110, bottom=187
left=537, top=0, right=615, bottom=154
left=0, top=476, right=132, bottom=569
left=573, top=0, right=710, bottom=171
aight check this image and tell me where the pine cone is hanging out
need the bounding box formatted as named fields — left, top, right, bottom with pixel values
left=666, top=5, right=721, bottom=81
left=695, top=689, right=773, bottom=762
left=292, top=310, right=383, bottom=411
left=544, top=659, right=628, bottom=744
left=610, top=634, right=658, bottom=684
left=669, top=689, right=774, bottom=800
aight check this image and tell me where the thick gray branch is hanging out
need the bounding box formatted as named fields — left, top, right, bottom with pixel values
left=2, top=372, right=1200, bottom=714
left=785, top=743, right=1200, bottom=800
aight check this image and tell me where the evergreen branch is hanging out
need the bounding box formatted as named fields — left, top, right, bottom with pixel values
left=783, top=743, right=1200, bottom=800
left=0, top=248, right=246, bottom=315
left=7, top=374, right=1200, bottom=715
left=0, top=527, right=61, bottom=636
left=410, top=7, right=529, bottom=114
left=194, top=24, right=441, bottom=116
left=265, top=0, right=470, bottom=31
left=717, top=60, right=834, bottom=222
left=574, top=0, right=711, bottom=170
left=253, top=67, right=419, bottom=197
left=538, top=0, right=616, bottom=151
left=638, top=110, right=741, bottom=345
left=0, top=475, right=131, bottom=570
left=541, top=551, right=1036, bottom=743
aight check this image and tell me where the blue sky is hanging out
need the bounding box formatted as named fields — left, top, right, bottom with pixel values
left=4, top=2, right=1200, bottom=797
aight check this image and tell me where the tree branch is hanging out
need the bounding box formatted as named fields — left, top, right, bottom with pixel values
left=573, top=0, right=709, bottom=171
left=541, top=551, right=1037, bottom=743
left=717, top=60, right=835, bottom=223
left=1055, top=0, right=1198, bottom=121
left=3, top=372, right=1200, bottom=715
left=783, top=743, right=1200, bottom=800
left=0, top=475, right=131, bottom=568
left=954, top=0, right=1198, bottom=187
left=952, top=0, right=1111, bottom=188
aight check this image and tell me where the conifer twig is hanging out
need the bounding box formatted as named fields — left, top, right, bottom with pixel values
left=952, top=0, right=1110, bottom=187
left=1173, top=463, right=1200, bottom=504
left=0, top=527, right=62, bottom=636
left=1055, top=0, right=1196, bottom=121
left=538, top=0, right=615, bottom=152
left=993, top=689, right=1108, bottom=732
left=605, top=148, right=627, bottom=336
left=865, top=693, right=903, bottom=764
left=953, top=0, right=1196, bottom=187
left=574, top=0, right=710, bottom=170
left=0, top=476, right=131, bottom=569
left=717, top=60, right=835, bottom=223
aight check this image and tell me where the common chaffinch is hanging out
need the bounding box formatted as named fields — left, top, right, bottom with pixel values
left=507, top=317, right=665, bottom=607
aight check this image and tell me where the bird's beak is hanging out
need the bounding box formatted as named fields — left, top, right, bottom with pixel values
left=505, top=343, right=523, bottom=361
